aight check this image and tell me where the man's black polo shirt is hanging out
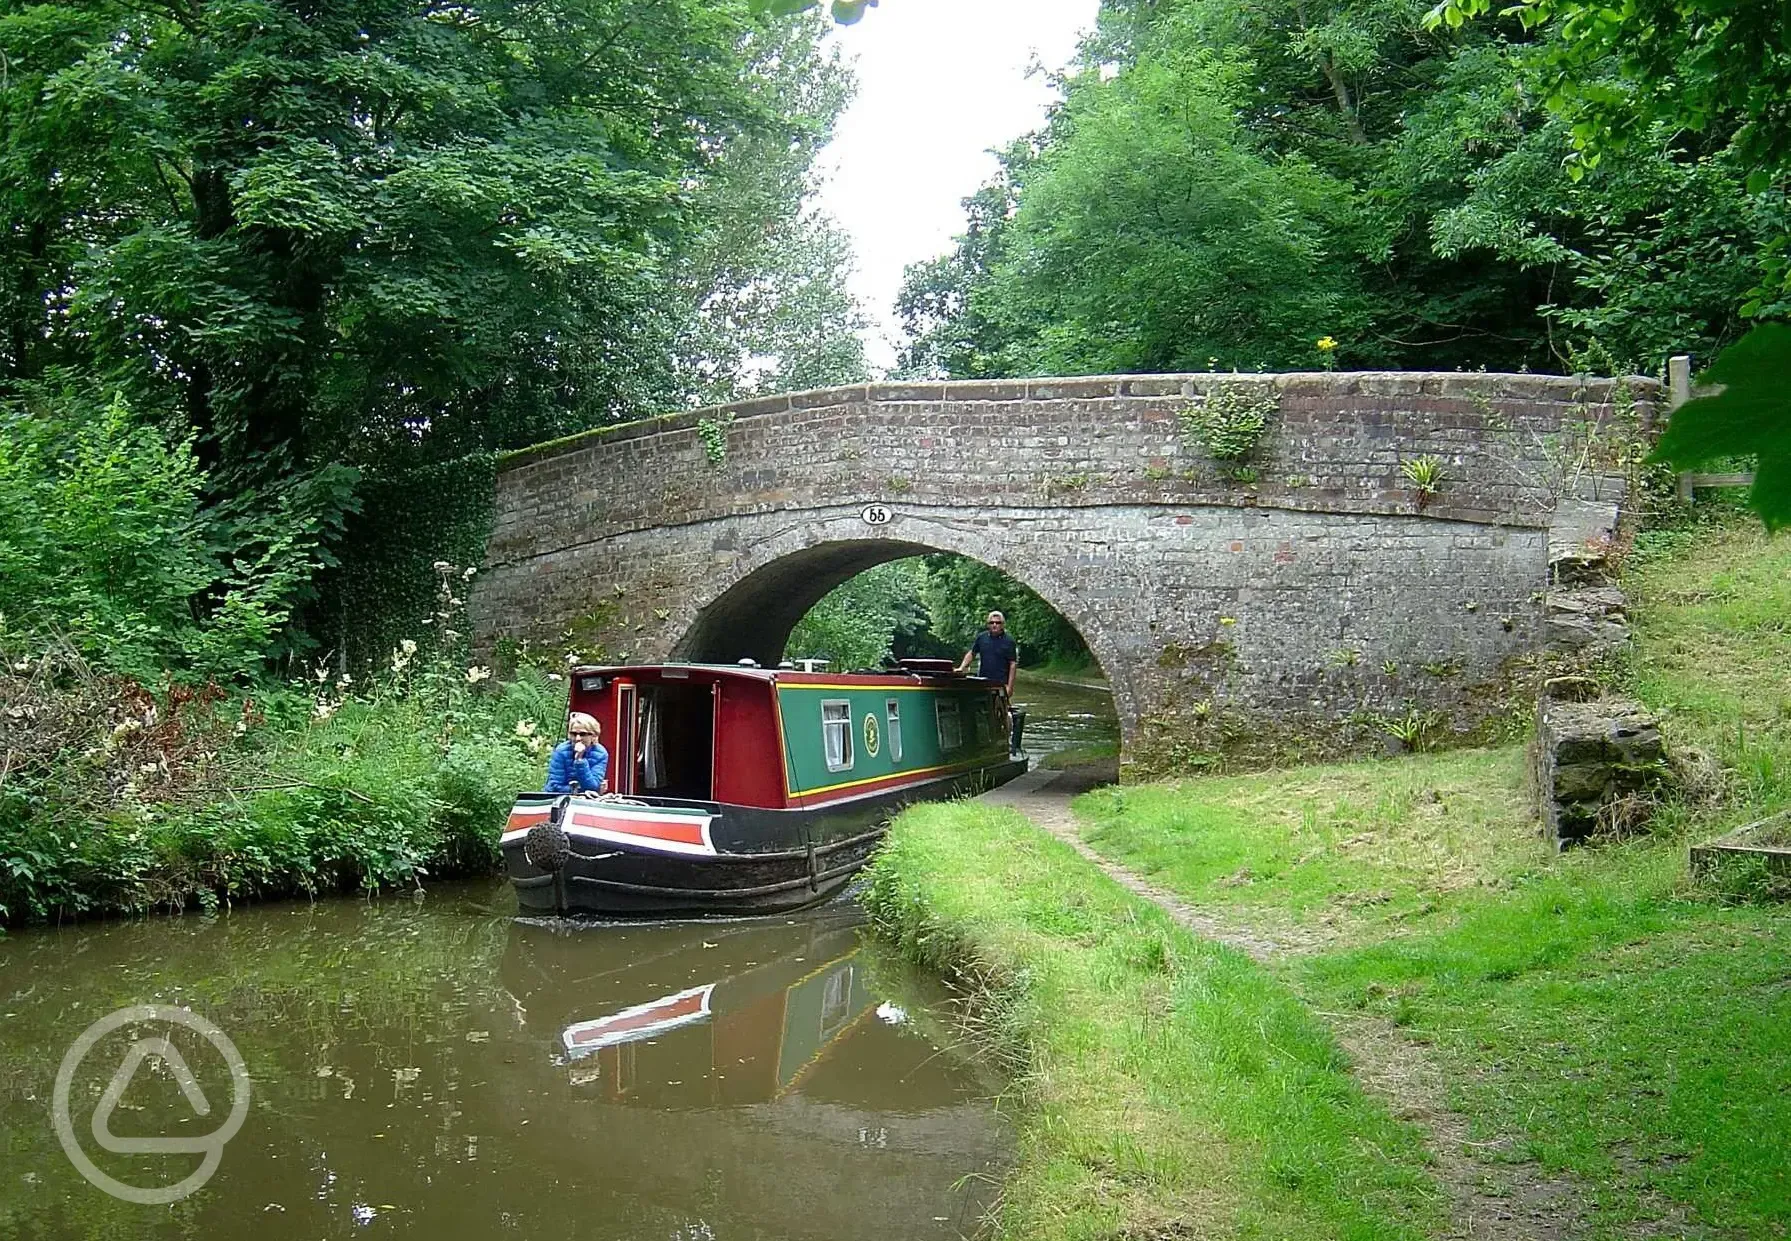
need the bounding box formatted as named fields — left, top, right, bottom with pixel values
left=970, top=630, right=1018, bottom=682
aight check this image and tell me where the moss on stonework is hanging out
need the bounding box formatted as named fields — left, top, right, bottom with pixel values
left=1125, top=683, right=1539, bottom=782
left=559, top=601, right=622, bottom=664
left=1155, top=637, right=1237, bottom=671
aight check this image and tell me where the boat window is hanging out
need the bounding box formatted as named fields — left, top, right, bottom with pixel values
left=821, top=699, right=853, bottom=771
left=936, top=698, right=962, bottom=751
left=886, top=698, right=902, bottom=762
left=972, top=703, right=990, bottom=744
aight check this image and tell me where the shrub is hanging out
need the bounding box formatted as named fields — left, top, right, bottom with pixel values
left=0, top=381, right=340, bottom=682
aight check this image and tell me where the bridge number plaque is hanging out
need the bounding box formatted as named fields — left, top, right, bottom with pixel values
left=860, top=503, right=893, bottom=526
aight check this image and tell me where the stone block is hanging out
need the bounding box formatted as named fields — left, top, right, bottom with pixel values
left=1534, top=696, right=1671, bottom=848
left=1028, top=377, right=1121, bottom=400
left=1545, top=585, right=1630, bottom=653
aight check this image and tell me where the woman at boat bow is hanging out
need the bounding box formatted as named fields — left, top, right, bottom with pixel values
left=547, top=712, right=610, bottom=794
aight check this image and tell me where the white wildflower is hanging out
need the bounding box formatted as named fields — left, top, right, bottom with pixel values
left=462, top=567, right=477, bottom=581
left=313, top=701, right=337, bottom=720
left=400, top=639, right=418, bottom=656
left=513, top=719, right=537, bottom=737
left=465, top=666, right=492, bottom=684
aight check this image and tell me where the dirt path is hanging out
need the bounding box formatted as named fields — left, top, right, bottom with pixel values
left=980, top=768, right=1619, bottom=1241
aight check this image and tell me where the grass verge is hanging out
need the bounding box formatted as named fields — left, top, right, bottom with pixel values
left=864, top=800, right=1444, bottom=1241
left=1072, top=515, right=1791, bottom=1237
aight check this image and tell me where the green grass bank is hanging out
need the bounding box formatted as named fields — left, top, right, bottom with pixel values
left=863, top=803, right=1444, bottom=1240
left=1072, top=516, right=1791, bottom=1237
left=867, top=515, right=1788, bottom=1238
left=0, top=642, right=558, bottom=925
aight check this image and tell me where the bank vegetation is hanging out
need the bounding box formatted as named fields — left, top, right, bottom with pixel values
left=867, top=510, right=1789, bottom=1239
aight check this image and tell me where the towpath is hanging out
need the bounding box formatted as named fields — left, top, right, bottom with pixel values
left=978, top=768, right=1688, bottom=1241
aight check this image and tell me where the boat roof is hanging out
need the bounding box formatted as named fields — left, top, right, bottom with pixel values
left=569, top=662, right=1003, bottom=688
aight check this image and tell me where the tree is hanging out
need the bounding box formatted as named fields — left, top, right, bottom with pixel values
left=671, top=15, right=869, bottom=405
left=920, top=557, right=1091, bottom=671
left=786, top=559, right=931, bottom=670
left=0, top=0, right=865, bottom=664
left=1429, top=0, right=1791, bottom=315
left=897, top=0, right=1778, bottom=378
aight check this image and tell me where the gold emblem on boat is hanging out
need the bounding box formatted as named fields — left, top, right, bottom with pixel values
left=862, top=712, right=880, bottom=758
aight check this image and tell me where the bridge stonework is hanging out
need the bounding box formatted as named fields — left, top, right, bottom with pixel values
left=471, top=372, right=1655, bottom=773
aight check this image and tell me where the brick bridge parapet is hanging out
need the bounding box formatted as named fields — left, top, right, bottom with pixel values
left=472, top=371, right=1657, bottom=771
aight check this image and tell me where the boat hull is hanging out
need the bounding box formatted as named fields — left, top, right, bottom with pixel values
left=502, top=758, right=1027, bottom=917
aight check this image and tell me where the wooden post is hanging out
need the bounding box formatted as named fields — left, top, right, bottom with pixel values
left=1668, top=354, right=1694, bottom=502
left=1667, top=355, right=1692, bottom=410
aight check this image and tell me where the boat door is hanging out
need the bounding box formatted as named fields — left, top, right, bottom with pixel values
left=613, top=680, right=637, bottom=795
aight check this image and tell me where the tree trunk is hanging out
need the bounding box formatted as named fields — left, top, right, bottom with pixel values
left=1322, top=56, right=1369, bottom=145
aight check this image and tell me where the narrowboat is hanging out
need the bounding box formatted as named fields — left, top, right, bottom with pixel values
left=502, top=658, right=1027, bottom=916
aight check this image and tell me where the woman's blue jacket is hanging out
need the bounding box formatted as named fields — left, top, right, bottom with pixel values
left=546, top=741, right=609, bottom=793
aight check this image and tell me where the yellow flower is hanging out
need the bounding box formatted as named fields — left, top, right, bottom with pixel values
left=1219, top=616, right=1236, bottom=626
left=1316, top=336, right=1338, bottom=352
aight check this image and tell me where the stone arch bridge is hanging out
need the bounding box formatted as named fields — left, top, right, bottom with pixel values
left=470, top=372, right=1656, bottom=770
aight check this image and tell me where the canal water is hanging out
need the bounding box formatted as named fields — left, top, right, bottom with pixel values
left=1010, top=669, right=1119, bottom=760
left=0, top=892, right=1006, bottom=1239
left=0, top=678, right=1116, bottom=1239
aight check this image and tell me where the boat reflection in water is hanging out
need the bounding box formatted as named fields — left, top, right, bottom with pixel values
left=496, top=910, right=1008, bottom=1237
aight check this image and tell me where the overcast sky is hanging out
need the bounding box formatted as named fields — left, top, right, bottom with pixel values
left=813, top=0, right=1101, bottom=372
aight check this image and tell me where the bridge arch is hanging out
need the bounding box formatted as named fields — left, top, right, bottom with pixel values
left=473, top=371, right=1659, bottom=770
left=663, top=512, right=1136, bottom=729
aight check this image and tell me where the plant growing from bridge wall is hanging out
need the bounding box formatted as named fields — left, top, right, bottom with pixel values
left=1400, top=454, right=1447, bottom=503
left=696, top=413, right=735, bottom=466
left=1177, top=388, right=1277, bottom=468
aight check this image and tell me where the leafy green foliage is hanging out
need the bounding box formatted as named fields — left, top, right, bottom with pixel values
left=919, top=556, right=1092, bottom=670
left=0, top=577, right=560, bottom=924
left=749, top=0, right=878, bottom=23
left=697, top=414, right=736, bottom=467
left=1178, top=389, right=1277, bottom=462
left=898, top=0, right=1778, bottom=379
left=783, top=554, right=1097, bottom=675
left=0, top=384, right=332, bottom=681
left=1648, top=324, right=1791, bottom=529
left=0, top=0, right=866, bottom=665
left=1399, top=454, right=1447, bottom=498
left=785, top=559, right=932, bottom=670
